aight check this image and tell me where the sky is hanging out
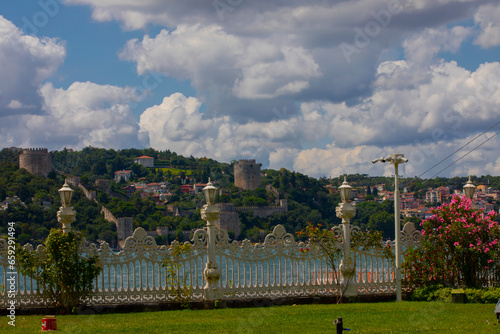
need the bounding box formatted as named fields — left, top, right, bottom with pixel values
left=1, top=0, right=500, bottom=179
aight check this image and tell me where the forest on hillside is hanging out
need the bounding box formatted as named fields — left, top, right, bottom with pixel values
left=1, top=147, right=499, bottom=246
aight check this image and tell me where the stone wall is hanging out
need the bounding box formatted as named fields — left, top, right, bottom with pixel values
left=101, top=205, right=133, bottom=248
left=216, top=203, right=241, bottom=239
left=234, top=159, right=261, bottom=190
left=237, top=199, right=287, bottom=218
left=19, top=148, right=52, bottom=177
left=216, top=199, right=288, bottom=239
left=79, top=184, right=96, bottom=201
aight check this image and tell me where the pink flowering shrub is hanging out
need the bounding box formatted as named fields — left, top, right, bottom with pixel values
left=403, top=194, right=500, bottom=288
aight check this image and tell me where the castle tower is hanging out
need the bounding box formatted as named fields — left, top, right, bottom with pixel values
left=234, top=159, right=261, bottom=190
left=19, top=148, right=52, bottom=177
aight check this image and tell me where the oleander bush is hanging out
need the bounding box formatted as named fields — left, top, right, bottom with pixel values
left=403, top=194, right=500, bottom=288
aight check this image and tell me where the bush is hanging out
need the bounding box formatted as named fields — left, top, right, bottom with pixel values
left=410, top=285, right=500, bottom=303
left=410, top=284, right=451, bottom=302
left=403, top=194, right=500, bottom=288
left=17, top=229, right=102, bottom=314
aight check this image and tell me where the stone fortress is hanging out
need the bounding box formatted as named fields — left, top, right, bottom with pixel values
left=17, top=149, right=287, bottom=245
left=234, top=159, right=261, bottom=190
left=19, top=148, right=52, bottom=177
left=216, top=160, right=288, bottom=238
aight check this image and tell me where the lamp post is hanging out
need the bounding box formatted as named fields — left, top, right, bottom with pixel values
left=372, top=153, right=408, bottom=302
left=463, top=176, right=477, bottom=209
left=335, top=176, right=357, bottom=296
left=201, top=178, right=222, bottom=301
left=57, top=180, right=76, bottom=233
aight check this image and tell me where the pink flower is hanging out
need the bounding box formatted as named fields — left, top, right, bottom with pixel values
left=454, top=242, right=459, bottom=246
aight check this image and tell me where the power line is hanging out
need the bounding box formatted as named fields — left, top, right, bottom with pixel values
left=422, top=130, right=500, bottom=183
left=414, top=120, right=500, bottom=180
left=401, top=120, right=500, bottom=189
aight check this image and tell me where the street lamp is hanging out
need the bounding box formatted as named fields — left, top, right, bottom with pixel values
left=203, top=179, right=217, bottom=205
left=200, top=178, right=221, bottom=301
left=335, top=176, right=357, bottom=296
left=57, top=180, right=76, bottom=233
left=372, top=153, right=408, bottom=302
left=339, top=177, right=353, bottom=204
left=463, top=176, right=477, bottom=209
left=463, top=176, right=476, bottom=200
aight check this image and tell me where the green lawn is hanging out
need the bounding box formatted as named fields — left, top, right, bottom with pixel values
left=1, top=302, right=498, bottom=333
left=156, top=167, right=192, bottom=176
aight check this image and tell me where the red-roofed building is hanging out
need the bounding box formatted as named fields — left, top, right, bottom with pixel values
left=123, top=185, right=136, bottom=197
left=134, top=156, right=154, bottom=167
left=181, top=184, right=194, bottom=194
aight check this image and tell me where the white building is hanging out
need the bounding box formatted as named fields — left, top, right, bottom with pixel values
left=134, top=156, right=154, bottom=167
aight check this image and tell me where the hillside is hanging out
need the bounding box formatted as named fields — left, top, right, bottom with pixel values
left=2, top=147, right=499, bottom=246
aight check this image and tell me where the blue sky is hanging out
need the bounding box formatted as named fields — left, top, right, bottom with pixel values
left=1, top=0, right=500, bottom=179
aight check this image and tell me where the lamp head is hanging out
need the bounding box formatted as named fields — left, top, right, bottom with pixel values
left=339, top=176, right=352, bottom=204
left=202, top=178, right=217, bottom=205
left=59, top=180, right=74, bottom=207
left=463, top=175, right=476, bottom=200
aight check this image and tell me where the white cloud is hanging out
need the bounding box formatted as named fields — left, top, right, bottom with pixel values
left=0, top=15, right=65, bottom=116
left=233, top=46, right=320, bottom=99
left=403, top=26, right=471, bottom=64
left=474, top=3, right=500, bottom=48
left=0, top=82, right=143, bottom=150
left=3, top=1, right=499, bottom=181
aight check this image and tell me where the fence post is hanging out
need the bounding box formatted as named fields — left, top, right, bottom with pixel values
left=201, top=180, right=222, bottom=301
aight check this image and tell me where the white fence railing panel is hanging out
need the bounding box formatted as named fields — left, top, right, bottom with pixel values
left=1, top=222, right=497, bottom=308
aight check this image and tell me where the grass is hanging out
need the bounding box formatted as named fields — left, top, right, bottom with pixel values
left=1, top=301, right=498, bottom=333
left=156, top=167, right=192, bottom=176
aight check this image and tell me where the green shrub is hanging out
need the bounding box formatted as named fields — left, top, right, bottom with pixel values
left=162, top=242, right=193, bottom=308
left=410, top=285, right=500, bottom=303
left=17, top=229, right=102, bottom=314
left=465, top=287, right=500, bottom=303
left=410, top=284, right=451, bottom=302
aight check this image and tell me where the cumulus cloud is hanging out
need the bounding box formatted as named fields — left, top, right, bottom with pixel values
left=0, top=15, right=65, bottom=116
left=3, top=1, right=500, bottom=180
left=0, top=82, right=143, bottom=150
left=137, top=44, right=500, bottom=178
left=106, top=0, right=494, bottom=125
left=403, top=26, right=471, bottom=64
left=474, top=3, right=500, bottom=48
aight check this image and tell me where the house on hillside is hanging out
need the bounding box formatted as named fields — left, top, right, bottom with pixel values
left=134, top=156, right=154, bottom=167
left=115, top=170, right=132, bottom=182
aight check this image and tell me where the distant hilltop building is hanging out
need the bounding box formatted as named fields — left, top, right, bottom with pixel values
left=19, top=148, right=52, bottom=177
left=234, top=159, right=261, bottom=190
left=134, top=156, right=154, bottom=167
left=115, top=170, right=132, bottom=182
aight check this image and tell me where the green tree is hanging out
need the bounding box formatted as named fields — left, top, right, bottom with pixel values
left=17, top=229, right=102, bottom=314
left=297, top=223, right=393, bottom=303
left=368, top=211, right=394, bottom=239
left=162, top=242, right=193, bottom=307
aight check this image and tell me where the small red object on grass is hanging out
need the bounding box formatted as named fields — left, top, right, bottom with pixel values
left=42, top=315, right=57, bottom=331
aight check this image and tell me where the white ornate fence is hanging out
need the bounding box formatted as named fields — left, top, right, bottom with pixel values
left=0, top=222, right=429, bottom=308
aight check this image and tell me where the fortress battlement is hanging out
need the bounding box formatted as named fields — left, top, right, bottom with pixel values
left=19, top=148, right=52, bottom=177
left=22, top=148, right=49, bottom=153
left=237, top=159, right=256, bottom=164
